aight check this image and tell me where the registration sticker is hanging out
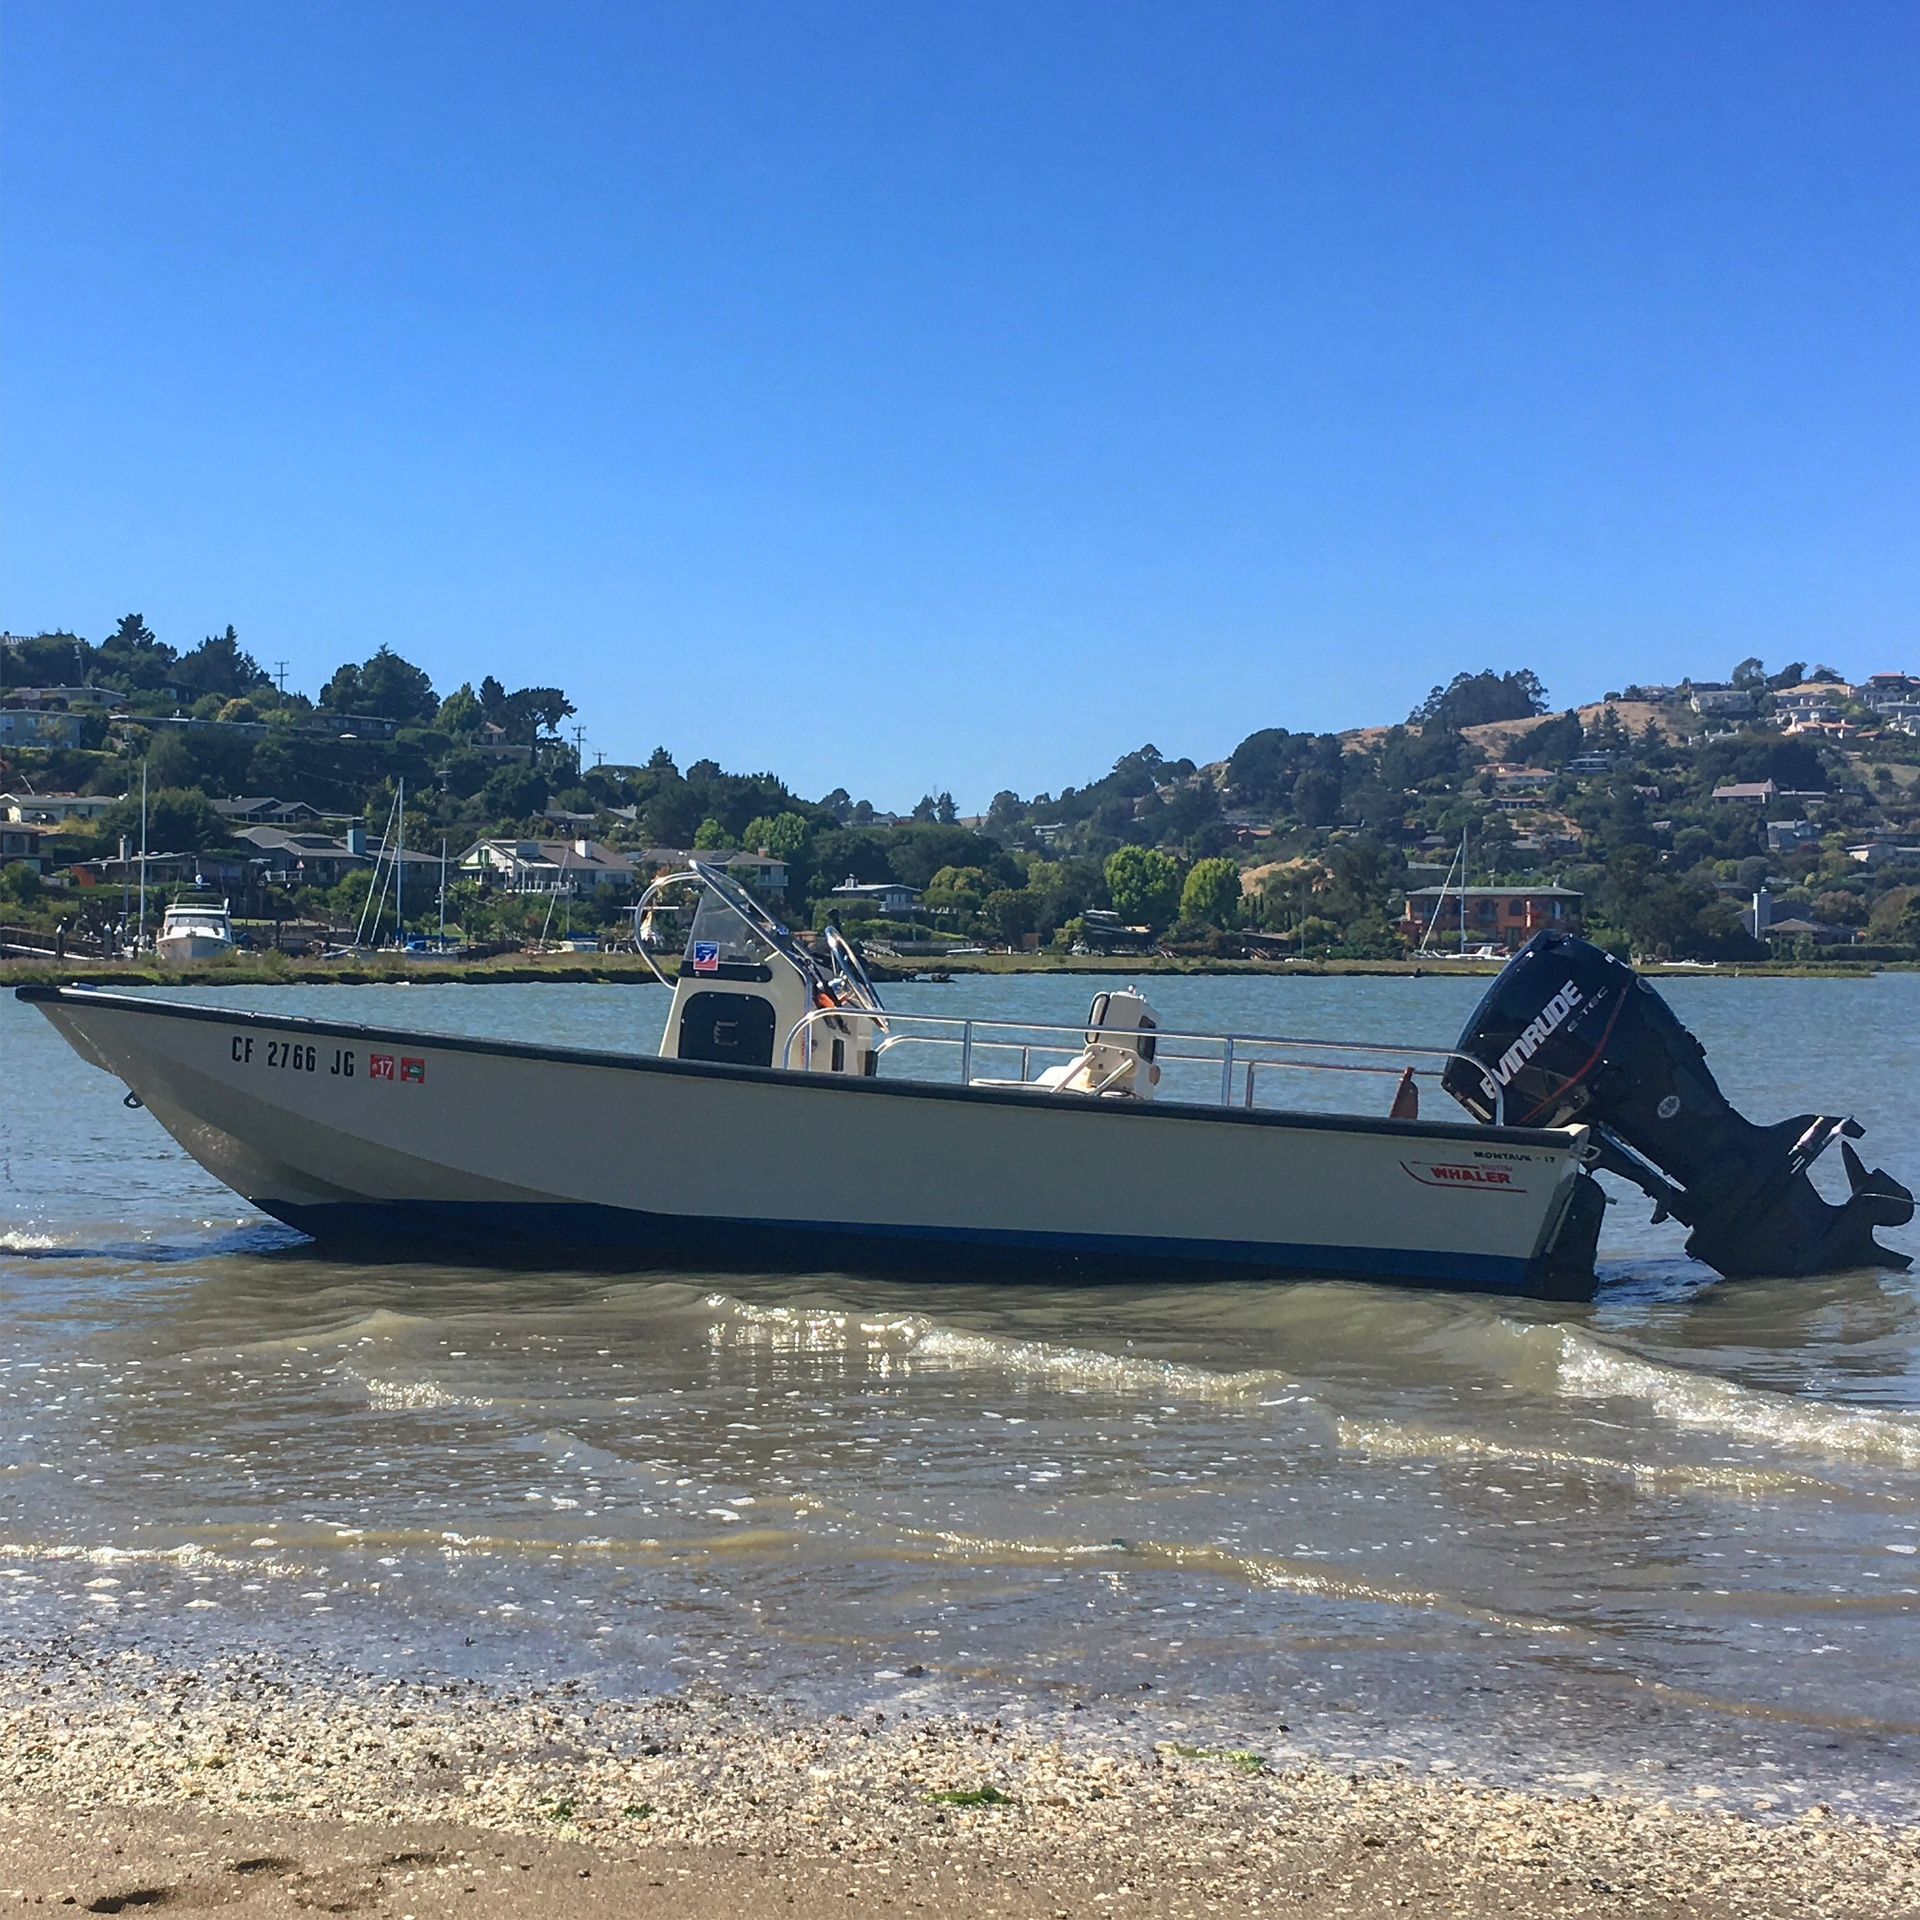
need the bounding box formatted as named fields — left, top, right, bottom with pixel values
left=369, top=1054, right=396, bottom=1082
left=401, top=1057, right=426, bottom=1084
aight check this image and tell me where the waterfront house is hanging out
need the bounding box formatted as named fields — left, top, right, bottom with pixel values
left=830, top=877, right=923, bottom=918
left=1400, top=885, right=1583, bottom=949
left=233, top=825, right=373, bottom=886
left=460, top=837, right=637, bottom=893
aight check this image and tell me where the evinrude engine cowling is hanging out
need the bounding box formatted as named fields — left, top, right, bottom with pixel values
left=1442, top=931, right=1913, bottom=1279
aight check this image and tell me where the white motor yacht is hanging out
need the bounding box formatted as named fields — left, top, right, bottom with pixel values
left=153, top=896, right=235, bottom=965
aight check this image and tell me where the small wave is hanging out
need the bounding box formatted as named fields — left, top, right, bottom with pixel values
left=1333, top=1416, right=1868, bottom=1499
left=891, top=1525, right=1574, bottom=1637
left=1555, top=1331, right=1920, bottom=1468
left=707, top=1295, right=1293, bottom=1403
left=0, top=1228, right=59, bottom=1252
left=0, top=1541, right=270, bottom=1575
left=228, top=1307, right=451, bottom=1359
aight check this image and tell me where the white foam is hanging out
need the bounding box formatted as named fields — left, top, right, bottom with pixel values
left=0, top=1228, right=59, bottom=1252
left=1556, top=1331, right=1920, bottom=1468
left=707, top=1296, right=1291, bottom=1403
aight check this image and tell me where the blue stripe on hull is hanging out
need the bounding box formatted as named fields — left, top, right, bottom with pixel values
left=261, top=1197, right=1586, bottom=1300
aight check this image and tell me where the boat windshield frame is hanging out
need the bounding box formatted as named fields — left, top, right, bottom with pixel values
left=632, top=861, right=833, bottom=998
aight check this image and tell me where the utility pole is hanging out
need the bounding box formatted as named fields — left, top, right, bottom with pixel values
left=272, top=660, right=289, bottom=695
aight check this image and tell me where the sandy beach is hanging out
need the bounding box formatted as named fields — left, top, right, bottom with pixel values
left=2, top=1648, right=1913, bottom=1918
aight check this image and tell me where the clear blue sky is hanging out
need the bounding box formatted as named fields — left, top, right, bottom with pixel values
left=4, top=2, right=1915, bottom=808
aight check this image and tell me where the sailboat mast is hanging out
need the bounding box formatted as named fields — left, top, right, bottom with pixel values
left=137, top=759, right=148, bottom=952
left=1459, top=826, right=1468, bottom=955
left=395, top=777, right=404, bottom=943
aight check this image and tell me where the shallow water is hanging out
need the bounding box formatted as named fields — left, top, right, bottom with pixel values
left=2, top=973, right=1916, bottom=1817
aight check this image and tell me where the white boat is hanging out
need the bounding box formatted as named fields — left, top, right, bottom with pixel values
left=19, top=864, right=1911, bottom=1297
left=153, top=896, right=235, bottom=965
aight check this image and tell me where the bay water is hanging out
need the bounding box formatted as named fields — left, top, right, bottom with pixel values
left=2, top=973, right=1916, bottom=1817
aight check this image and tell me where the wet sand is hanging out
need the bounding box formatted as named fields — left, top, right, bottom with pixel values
left=1, top=1650, right=1913, bottom=1917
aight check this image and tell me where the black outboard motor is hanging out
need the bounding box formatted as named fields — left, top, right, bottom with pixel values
left=1443, top=931, right=1913, bottom=1279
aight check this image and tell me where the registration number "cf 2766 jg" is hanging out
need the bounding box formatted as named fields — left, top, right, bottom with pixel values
left=230, top=1035, right=351, bottom=1075
left=228, top=1036, right=426, bottom=1083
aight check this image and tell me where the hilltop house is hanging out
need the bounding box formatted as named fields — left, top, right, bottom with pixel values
left=2, top=685, right=116, bottom=711
left=1690, top=686, right=1755, bottom=718
left=0, top=790, right=116, bottom=827
left=0, top=821, right=57, bottom=872
left=1489, top=765, right=1555, bottom=794
left=0, top=710, right=87, bottom=748
left=1858, top=673, right=1918, bottom=712
left=212, top=795, right=325, bottom=827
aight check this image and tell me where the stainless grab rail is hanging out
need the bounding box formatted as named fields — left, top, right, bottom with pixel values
left=779, top=1006, right=1505, bottom=1124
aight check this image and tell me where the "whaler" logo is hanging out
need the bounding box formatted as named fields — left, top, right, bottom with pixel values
left=1479, top=980, right=1583, bottom=1101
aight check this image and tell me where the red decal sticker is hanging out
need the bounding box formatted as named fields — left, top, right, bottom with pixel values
left=369, top=1054, right=396, bottom=1082
left=400, top=1057, right=426, bottom=1084
left=1400, top=1160, right=1521, bottom=1192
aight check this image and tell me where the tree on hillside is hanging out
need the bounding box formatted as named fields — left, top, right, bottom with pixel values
left=98, top=613, right=178, bottom=691
left=1225, top=728, right=1345, bottom=813
left=100, top=786, right=224, bottom=854
left=0, top=630, right=93, bottom=689
left=1730, top=656, right=1768, bottom=689
left=1293, top=765, right=1343, bottom=826
left=1105, top=846, right=1182, bottom=930
left=321, top=646, right=437, bottom=725
left=1179, top=856, right=1242, bottom=929
left=934, top=791, right=958, bottom=824
left=1409, top=669, right=1548, bottom=732
left=174, top=626, right=267, bottom=699
left=437, top=683, right=484, bottom=733
left=739, top=812, right=811, bottom=860
left=694, top=817, right=732, bottom=850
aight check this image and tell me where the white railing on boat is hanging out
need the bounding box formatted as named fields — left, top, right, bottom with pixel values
left=779, top=1007, right=1506, bottom=1124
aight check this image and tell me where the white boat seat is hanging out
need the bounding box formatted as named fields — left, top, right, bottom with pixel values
left=971, top=1058, right=1104, bottom=1094
left=968, top=988, right=1163, bottom=1099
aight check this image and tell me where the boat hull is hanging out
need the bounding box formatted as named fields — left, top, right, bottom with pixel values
left=19, top=987, right=1600, bottom=1298
left=153, top=933, right=235, bottom=963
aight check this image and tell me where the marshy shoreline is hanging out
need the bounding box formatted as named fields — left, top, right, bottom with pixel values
left=2, top=1648, right=1914, bottom=1919
left=0, top=951, right=1892, bottom=989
